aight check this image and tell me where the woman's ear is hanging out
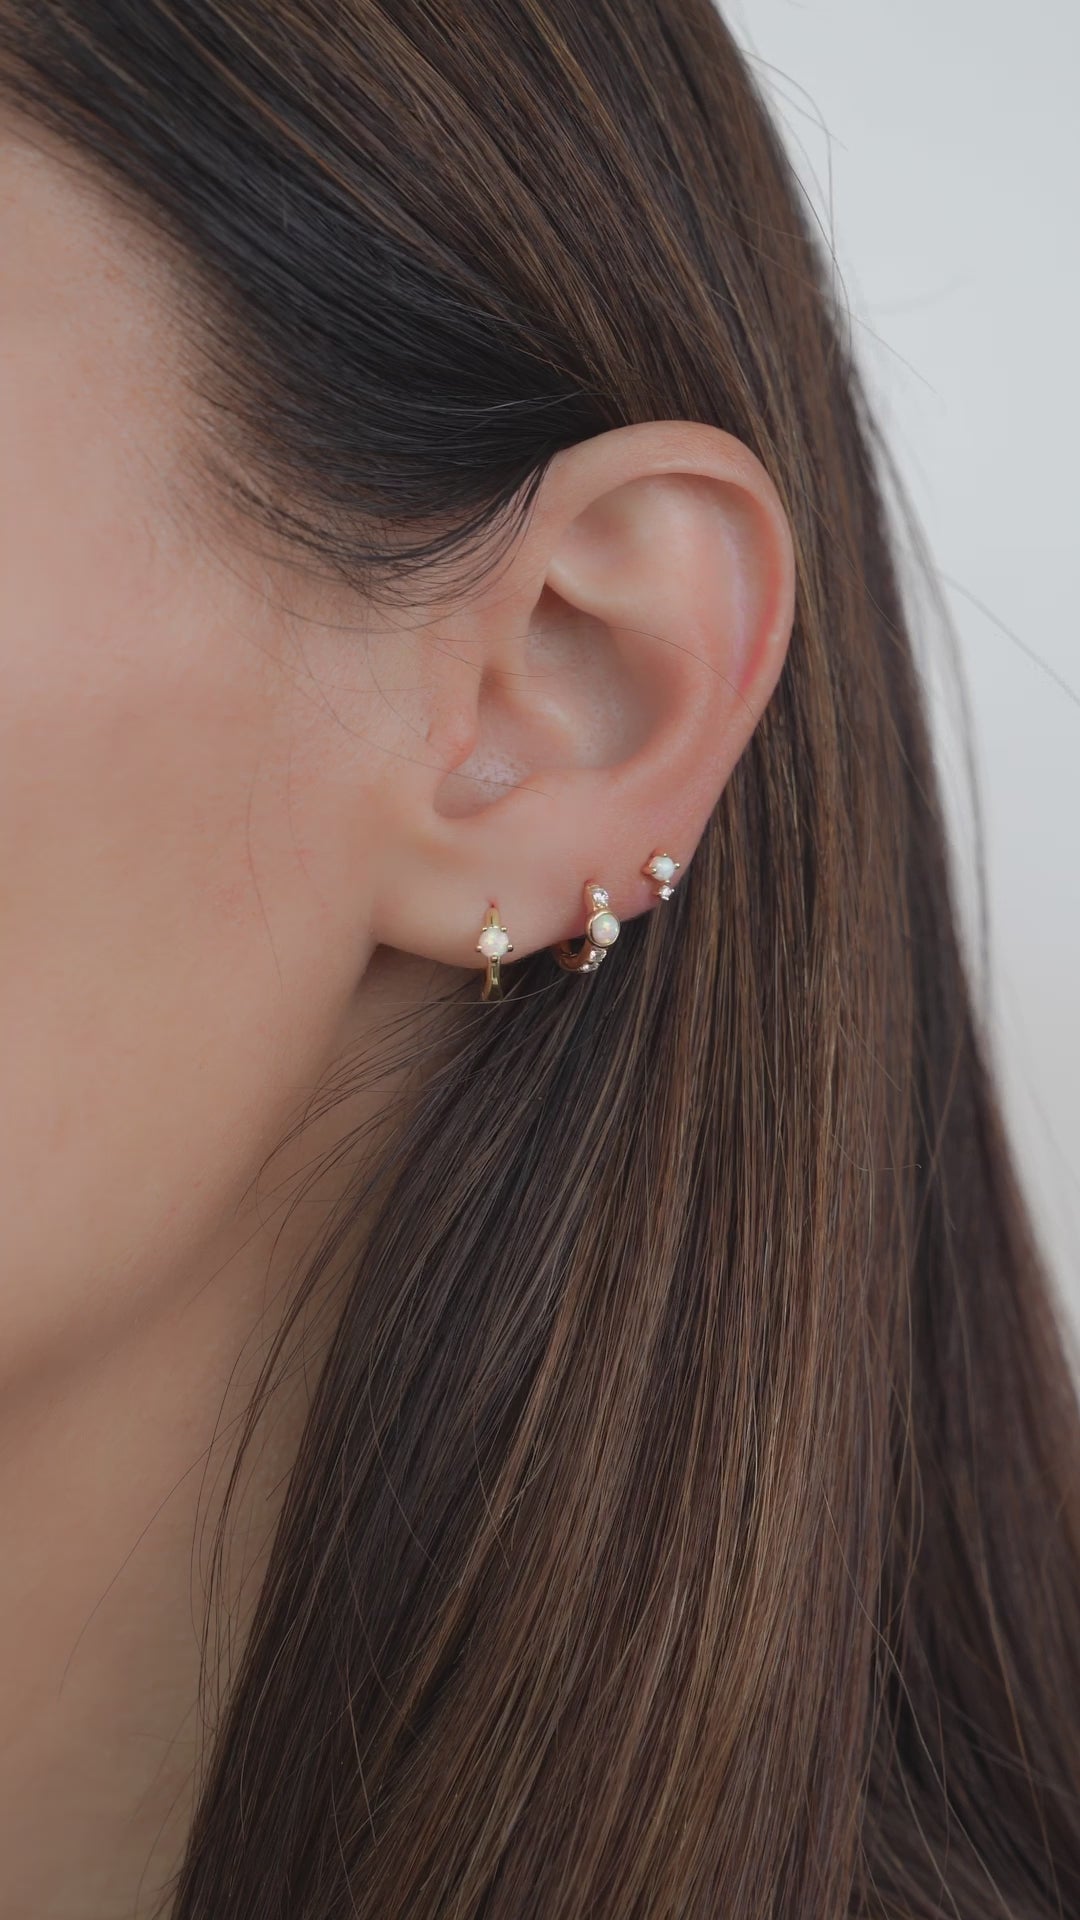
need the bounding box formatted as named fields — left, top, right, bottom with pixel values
left=367, top=419, right=795, bottom=973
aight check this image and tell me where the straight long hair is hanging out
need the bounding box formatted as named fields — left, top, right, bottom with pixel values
left=3, top=3, right=1079, bottom=1914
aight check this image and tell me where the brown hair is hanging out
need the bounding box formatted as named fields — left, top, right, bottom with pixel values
left=3, top=2, right=1079, bottom=1914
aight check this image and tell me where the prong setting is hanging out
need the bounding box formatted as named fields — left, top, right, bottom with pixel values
left=477, top=903, right=514, bottom=1000
left=642, top=851, right=681, bottom=901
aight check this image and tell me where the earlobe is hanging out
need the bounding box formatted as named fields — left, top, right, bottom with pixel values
left=368, top=420, right=794, bottom=981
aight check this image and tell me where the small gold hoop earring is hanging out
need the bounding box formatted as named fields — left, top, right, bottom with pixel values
left=642, top=850, right=681, bottom=900
left=476, top=903, right=513, bottom=1000
left=552, top=880, right=621, bottom=975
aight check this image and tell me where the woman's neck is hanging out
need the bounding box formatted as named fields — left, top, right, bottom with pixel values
left=0, top=1023, right=406, bottom=1918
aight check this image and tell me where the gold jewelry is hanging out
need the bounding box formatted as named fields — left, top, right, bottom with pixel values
left=641, top=850, right=681, bottom=900
left=476, top=903, right=513, bottom=1000
left=552, top=880, right=621, bottom=975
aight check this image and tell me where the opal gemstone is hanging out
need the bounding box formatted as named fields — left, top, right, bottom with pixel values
left=478, top=924, right=510, bottom=959
left=588, top=910, right=621, bottom=947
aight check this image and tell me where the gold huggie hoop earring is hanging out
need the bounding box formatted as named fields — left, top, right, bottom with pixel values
left=477, top=903, right=514, bottom=1001
left=641, top=850, right=681, bottom=900
left=552, top=880, right=621, bottom=975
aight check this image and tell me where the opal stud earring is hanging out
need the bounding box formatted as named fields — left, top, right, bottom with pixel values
left=642, top=850, right=681, bottom=901
left=477, top=903, right=513, bottom=1000
left=552, top=880, right=621, bottom=975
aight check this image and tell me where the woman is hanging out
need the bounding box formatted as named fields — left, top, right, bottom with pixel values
left=1, top=2, right=1077, bottom=1915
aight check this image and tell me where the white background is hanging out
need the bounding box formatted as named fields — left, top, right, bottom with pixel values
left=727, top=1, right=1080, bottom=1333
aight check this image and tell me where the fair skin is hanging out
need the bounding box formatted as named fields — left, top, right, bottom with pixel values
left=0, top=114, right=795, bottom=1919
